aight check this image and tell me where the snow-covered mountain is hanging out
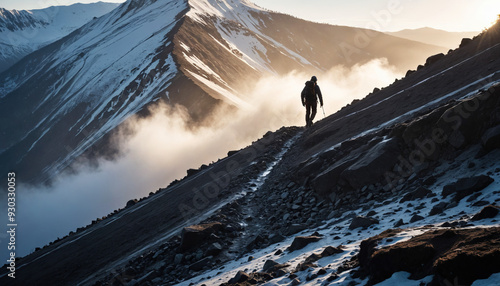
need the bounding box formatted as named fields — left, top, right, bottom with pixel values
left=0, top=2, right=120, bottom=72
left=1, top=16, right=499, bottom=286
left=0, top=0, right=444, bottom=186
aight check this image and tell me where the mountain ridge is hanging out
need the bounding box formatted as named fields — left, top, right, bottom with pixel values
left=0, top=2, right=120, bottom=72
left=0, top=0, right=445, bottom=186
left=1, top=15, right=499, bottom=286
left=387, top=27, right=479, bottom=49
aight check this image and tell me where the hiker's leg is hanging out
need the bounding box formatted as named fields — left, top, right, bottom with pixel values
left=310, top=102, right=318, bottom=122
left=305, top=103, right=311, bottom=126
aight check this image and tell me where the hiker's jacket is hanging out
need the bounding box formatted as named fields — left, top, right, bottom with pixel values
left=301, top=82, right=324, bottom=106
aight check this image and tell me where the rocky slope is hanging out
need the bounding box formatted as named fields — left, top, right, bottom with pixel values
left=2, top=15, right=500, bottom=286
left=0, top=0, right=444, bottom=185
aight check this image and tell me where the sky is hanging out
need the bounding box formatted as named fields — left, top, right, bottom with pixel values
left=0, top=0, right=499, bottom=32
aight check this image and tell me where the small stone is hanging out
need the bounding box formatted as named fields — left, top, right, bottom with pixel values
left=410, top=214, right=424, bottom=223
left=174, top=254, right=183, bottom=264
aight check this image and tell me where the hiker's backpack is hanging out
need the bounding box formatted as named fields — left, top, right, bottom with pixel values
left=305, top=81, right=316, bottom=102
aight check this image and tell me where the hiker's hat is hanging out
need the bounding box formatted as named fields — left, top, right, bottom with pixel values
left=311, top=76, right=317, bottom=82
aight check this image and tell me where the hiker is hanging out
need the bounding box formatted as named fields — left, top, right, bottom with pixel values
left=301, top=76, right=323, bottom=127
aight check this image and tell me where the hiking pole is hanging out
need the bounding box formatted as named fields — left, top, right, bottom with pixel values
left=321, top=105, right=325, bottom=117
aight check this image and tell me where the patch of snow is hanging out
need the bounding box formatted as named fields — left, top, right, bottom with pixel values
left=375, top=272, right=433, bottom=286
left=186, top=68, right=250, bottom=108
left=471, top=273, right=500, bottom=286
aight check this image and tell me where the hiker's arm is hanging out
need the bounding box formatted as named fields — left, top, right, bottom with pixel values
left=316, top=86, right=324, bottom=106
left=301, top=87, right=306, bottom=106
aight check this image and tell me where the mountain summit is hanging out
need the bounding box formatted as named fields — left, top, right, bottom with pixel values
left=0, top=0, right=443, bottom=185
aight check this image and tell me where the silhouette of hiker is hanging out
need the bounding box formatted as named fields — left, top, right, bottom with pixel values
left=301, top=76, right=323, bottom=127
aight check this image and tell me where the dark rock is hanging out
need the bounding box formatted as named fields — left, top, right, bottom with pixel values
left=311, top=156, right=359, bottom=195
left=459, top=38, right=472, bottom=48
left=227, top=150, right=239, bottom=157
left=126, top=199, right=138, bottom=207
left=349, top=216, right=379, bottom=230
left=425, top=53, right=445, bottom=66
left=430, top=202, right=448, bottom=216
left=228, top=271, right=249, bottom=284
left=471, top=205, right=500, bottom=221
left=179, top=222, right=223, bottom=251
left=341, top=139, right=400, bottom=190
left=410, top=214, right=424, bottom=223
left=400, top=187, right=433, bottom=203
left=423, top=176, right=437, bottom=186
left=366, top=210, right=377, bottom=217
left=174, top=254, right=183, bottom=264
left=442, top=175, right=494, bottom=202
left=327, top=273, right=340, bottom=281
left=472, top=200, right=490, bottom=207
left=263, top=260, right=279, bottom=272
left=186, top=168, right=200, bottom=177
left=304, top=246, right=343, bottom=265
left=318, top=268, right=328, bottom=275
left=205, top=242, right=223, bottom=256
left=285, top=224, right=308, bottom=236
left=357, top=227, right=500, bottom=286
left=405, top=70, right=416, bottom=77
left=482, top=125, right=500, bottom=151
left=321, top=246, right=343, bottom=257
left=245, top=234, right=267, bottom=251
left=189, top=256, right=212, bottom=271
left=289, top=236, right=322, bottom=252
left=394, top=219, right=405, bottom=227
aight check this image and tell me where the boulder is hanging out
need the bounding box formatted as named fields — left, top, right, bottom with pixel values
left=189, top=256, right=212, bottom=271
left=126, top=199, right=138, bottom=207
left=459, top=38, right=472, bottom=48
left=400, top=187, right=433, bottom=203
left=471, top=205, right=500, bottom=221
left=425, top=53, right=445, bottom=66
left=410, top=214, right=424, bottom=223
left=179, top=222, right=223, bottom=251
left=429, top=202, right=448, bottom=216
left=263, top=260, right=279, bottom=272
left=436, top=91, right=496, bottom=149
left=205, top=242, right=223, bottom=256
left=349, top=216, right=379, bottom=230
left=405, top=70, right=416, bottom=77
left=311, top=156, right=359, bottom=195
left=481, top=125, right=500, bottom=151
left=289, top=236, right=322, bottom=252
left=442, top=175, right=494, bottom=202
left=341, top=139, right=400, bottom=190
left=357, top=227, right=500, bottom=285
left=228, top=271, right=250, bottom=284
left=304, top=246, right=343, bottom=264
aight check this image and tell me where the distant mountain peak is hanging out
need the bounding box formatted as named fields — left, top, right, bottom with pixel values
left=0, top=8, right=46, bottom=32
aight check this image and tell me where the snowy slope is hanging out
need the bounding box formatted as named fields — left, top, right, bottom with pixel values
left=0, top=0, right=191, bottom=183
left=0, top=0, right=445, bottom=185
left=0, top=2, right=119, bottom=72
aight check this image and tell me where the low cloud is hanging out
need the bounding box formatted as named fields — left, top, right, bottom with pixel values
left=0, top=58, right=401, bottom=259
